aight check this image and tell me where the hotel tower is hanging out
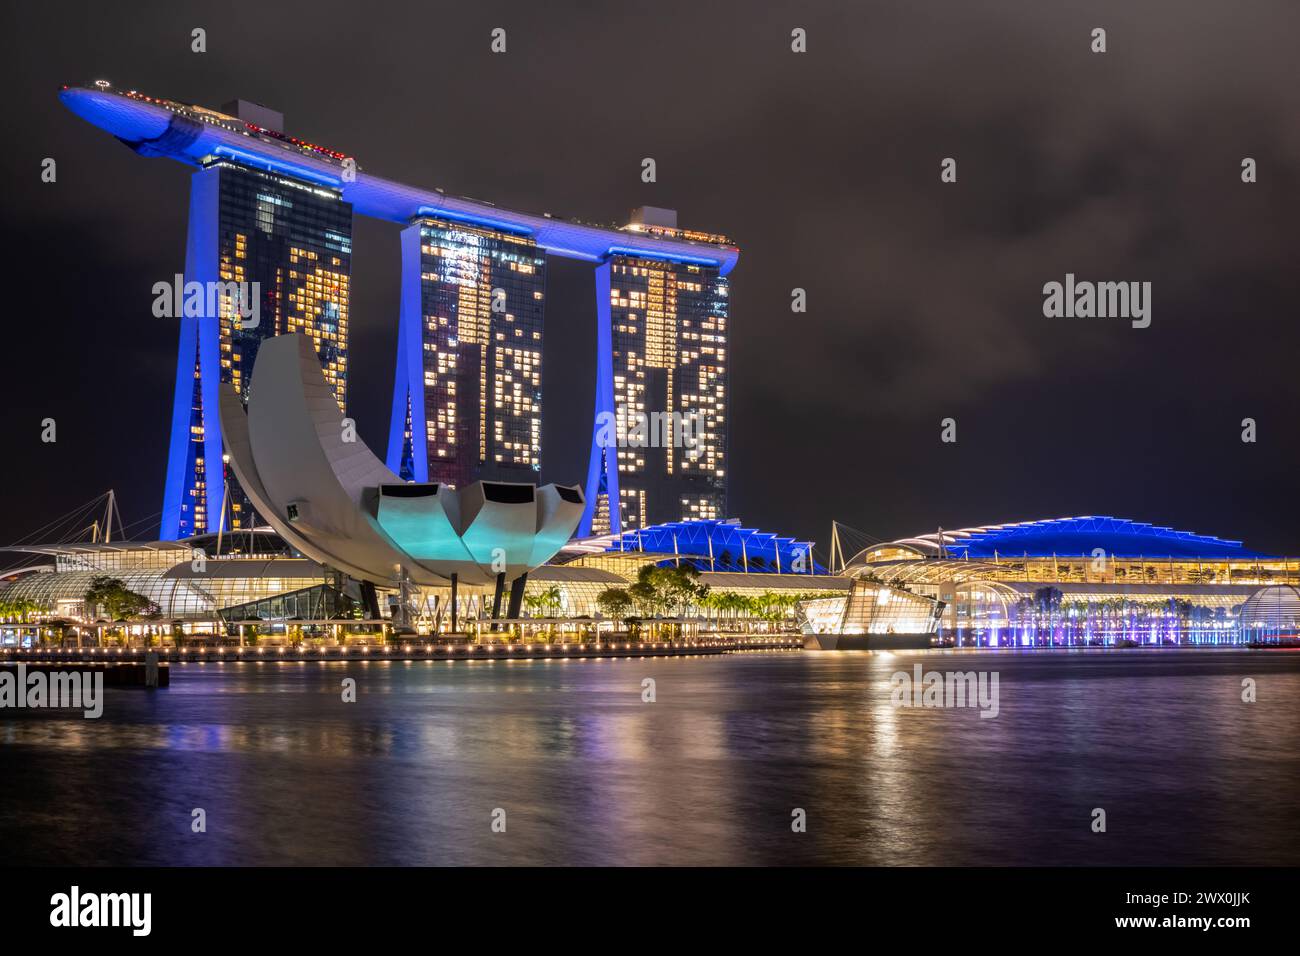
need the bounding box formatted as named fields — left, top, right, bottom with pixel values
left=59, top=83, right=737, bottom=541
left=583, top=207, right=730, bottom=535
left=158, top=101, right=352, bottom=539
left=387, top=217, right=546, bottom=488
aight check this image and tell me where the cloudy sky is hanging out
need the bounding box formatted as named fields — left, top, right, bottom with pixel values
left=2, top=0, right=1297, bottom=557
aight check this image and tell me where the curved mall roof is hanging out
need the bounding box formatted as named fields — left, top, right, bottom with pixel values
left=564, top=518, right=823, bottom=573
left=859, top=516, right=1275, bottom=562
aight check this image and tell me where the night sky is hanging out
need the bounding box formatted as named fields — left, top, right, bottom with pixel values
left=2, top=0, right=1297, bottom=558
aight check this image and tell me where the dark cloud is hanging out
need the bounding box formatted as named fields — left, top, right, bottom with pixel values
left=1, top=0, right=1296, bottom=555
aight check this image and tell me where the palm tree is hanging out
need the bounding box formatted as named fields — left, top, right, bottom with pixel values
left=523, top=585, right=563, bottom=636
left=1032, top=586, right=1064, bottom=645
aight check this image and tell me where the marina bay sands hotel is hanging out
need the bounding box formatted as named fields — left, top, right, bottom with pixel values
left=60, top=82, right=738, bottom=542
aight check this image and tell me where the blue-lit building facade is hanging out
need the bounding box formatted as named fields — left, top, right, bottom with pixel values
left=841, top=517, right=1300, bottom=645
left=161, top=159, right=352, bottom=539
left=387, top=217, right=545, bottom=488
left=592, top=518, right=820, bottom=574
left=553, top=517, right=844, bottom=623
left=59, top=84, right=739, bottom=542
left=583, top=257, right=729, bottom=535
left=580, top=209, right=732, bottom=538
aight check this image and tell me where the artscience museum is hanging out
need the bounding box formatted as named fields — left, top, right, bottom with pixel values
left=218, top=333, right=584, bottom=623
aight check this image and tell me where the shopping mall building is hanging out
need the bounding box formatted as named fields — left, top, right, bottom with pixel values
left=0, top=518, right=842, bottom=645
left=809, top=516, right=1300, bottom=646
left=3, top=514, right=1297, bottom=647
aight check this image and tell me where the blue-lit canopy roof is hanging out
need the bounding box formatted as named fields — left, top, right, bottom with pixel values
left=876, top=516, right=1274, bottom=561
left=592, top=519, right=823, bottom=574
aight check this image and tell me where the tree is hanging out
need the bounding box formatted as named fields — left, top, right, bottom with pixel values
left=596, top=587, right=633, bottom=623
left=626, top=563, right=707, bottom=637
left=0, top=597, right=44, bottom=623
left=751, top=591, right=795, bottom=623
left=523, top=585, right=563, bottom=618
left=658, top=564, right=706, bottom=634
left=523, top=585, right=563, bottom=636
left=1031, top=586, right=1064, bottom=644
left=712, top=590, right=748, bottom=628
left=84, top=576, right=158, bottom=622
left=699, top=588, right=731, bottom=627
left=632, top=564, right=706, bottom=618
left=628, top=581, right=661, bottom=616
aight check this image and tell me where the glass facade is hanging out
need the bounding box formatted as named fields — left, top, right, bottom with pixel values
left=951, top=583, right=1258, bottom=647
left=401, top=218, right=546, bottom=487
left=799, top=583, right=943, bottom=636
left=596, top=256, right=728, bottom=532
left=172, top=161, right=352, bottom=537
left=221, top=583, right=353, bottom=622
left=841, top=516, right=1300, bottom=645
left=0, top=564, right=328, bottom=621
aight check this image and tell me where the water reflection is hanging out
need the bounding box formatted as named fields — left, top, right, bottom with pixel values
left=2, top=650, right=1298, bottom=865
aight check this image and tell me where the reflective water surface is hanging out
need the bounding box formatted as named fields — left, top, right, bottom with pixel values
left=2, top=649, right=1298, bottom=865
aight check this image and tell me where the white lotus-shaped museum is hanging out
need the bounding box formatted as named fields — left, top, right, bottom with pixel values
left=219, top=334, right=583, bottom=587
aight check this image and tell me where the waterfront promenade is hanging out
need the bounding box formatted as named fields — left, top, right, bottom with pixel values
left=1, top=636, right=801, bottom=665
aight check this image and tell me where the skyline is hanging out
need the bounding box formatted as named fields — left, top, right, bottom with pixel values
left=2, top=1, right=1299, bottom=557
left=4, top=0, right=1300, bottom=898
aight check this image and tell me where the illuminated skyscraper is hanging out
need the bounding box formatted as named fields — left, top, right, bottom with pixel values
left=387, top=217, right=545, bottom=487
left=60, top=84, right=738, bottom=543
left=160, top=151, right=352, bottom=539
left=580, top=208, right=730, bottom=535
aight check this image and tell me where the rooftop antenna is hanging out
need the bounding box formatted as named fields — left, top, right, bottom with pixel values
left=937, top=526, right=948, bottom=560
